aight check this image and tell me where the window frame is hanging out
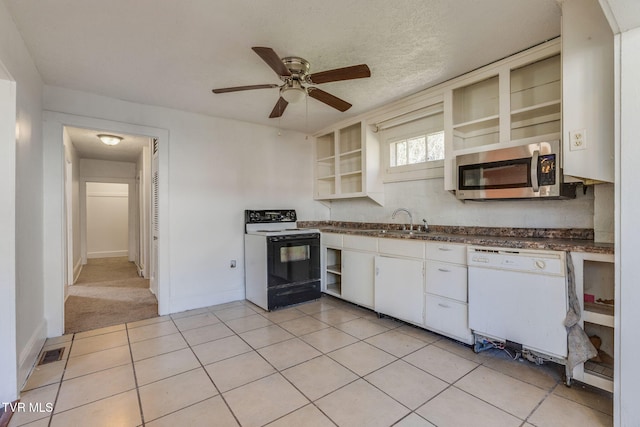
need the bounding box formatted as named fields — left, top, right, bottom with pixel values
left=382, top=127, right=445, bottom=183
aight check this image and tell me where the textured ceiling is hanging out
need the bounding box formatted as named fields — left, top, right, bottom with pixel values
left=5, top=0, right=561, bottom=134
left=67, top=127, right=150, bottom=163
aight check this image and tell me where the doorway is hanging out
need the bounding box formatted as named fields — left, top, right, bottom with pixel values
left=62, top=127, right=158, bottom=333
left=42, top=112, right=169, bottom=337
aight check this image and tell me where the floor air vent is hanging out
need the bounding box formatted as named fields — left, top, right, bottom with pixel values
left=38, top=348, right=65, bottom=365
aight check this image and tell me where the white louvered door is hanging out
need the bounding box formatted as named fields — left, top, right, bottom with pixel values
left=150, top=138, right=159, bottom=295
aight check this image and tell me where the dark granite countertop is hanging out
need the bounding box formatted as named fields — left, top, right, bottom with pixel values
left=298, top=221, right=614, bottom=254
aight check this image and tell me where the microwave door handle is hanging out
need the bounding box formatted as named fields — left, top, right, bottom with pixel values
left=531, top=150, right=540, bottom=192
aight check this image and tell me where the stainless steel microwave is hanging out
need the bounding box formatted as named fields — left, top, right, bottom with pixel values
left=455, top=140, right=576, bottom=200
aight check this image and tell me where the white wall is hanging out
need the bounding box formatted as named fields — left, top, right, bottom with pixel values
left=616, top=24, right=640, bottom=427
left=0, top=1, right=45, bottom=402
left=86, top=182, right=129, bottom=258
left=79, top=158, right=136, bottom=263
left=80, top=158, right=136, bottom=179
left=329, top=178, right=594, bottom=229
left=44, top=86, right=330, bottom=315
left=0, top=73, right=18, bottom=405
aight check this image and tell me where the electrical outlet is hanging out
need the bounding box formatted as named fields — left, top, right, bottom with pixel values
left=569, top=129, right=587, bottom=151
left=230, top=260, right=236, bottom=268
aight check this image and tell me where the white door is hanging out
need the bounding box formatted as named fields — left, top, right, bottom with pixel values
left=374, top=256, right=424, bottom=325
left=342, top=250, right=375, bottom=308
left=150, top=138, right=159, bottom=296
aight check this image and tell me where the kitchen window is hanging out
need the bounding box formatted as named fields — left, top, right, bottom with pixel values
left=378, top=102, right=444, bottom=182
left=389, top=131, right=444, bottom=167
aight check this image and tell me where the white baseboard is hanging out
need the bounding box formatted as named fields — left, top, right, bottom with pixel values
left=18, top=320, right=47, bottom=392
left=87, top=250, right=128, bottom=259
left=136, top=263, right=145, bottom=278
left=73, top=257, right=83, bottom=284
left=168, top=288, right=245, bottom=315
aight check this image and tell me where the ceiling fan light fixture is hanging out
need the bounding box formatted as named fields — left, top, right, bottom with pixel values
left=281, top=82, right=306, bottom=104
left=97, top=134, right=123, bottom=146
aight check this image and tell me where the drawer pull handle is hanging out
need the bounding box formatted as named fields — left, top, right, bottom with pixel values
left=438, top=247, right=452, bottom=251
left=438, top=268, right=450, bottom=273
left=438, top=303, right=450, bottom=308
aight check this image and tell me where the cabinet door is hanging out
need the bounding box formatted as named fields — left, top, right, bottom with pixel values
left=342, top=250, right=375, bottom=308
left=374, top=256, right=424, bottom=325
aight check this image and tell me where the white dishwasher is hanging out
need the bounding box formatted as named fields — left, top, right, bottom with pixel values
left=468, top=246, right=568, bottom=360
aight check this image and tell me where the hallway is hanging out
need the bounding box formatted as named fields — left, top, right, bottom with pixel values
left=65, top=257, right=158, bottom=333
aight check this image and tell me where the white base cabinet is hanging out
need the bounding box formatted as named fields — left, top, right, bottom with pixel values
left=424, top=242, right=473, bottom=344
left=323, top=232, right=473, bottom=343
left=321, top=233, right=377, bottom=309
left=374, top=255, right=424, bottom=326
left=425, top=296, right=471, bottom=343
left=342, top=250, right=375, bottom=308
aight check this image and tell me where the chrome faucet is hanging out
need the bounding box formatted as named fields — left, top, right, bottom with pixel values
left=392, top=208, right=413, bottom=231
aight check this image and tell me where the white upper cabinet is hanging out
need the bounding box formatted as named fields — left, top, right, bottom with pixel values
left=562, top=0, right=614, bottom=183
left=510, top=55, right=561, bottom=142
left=314, top=120, right=384, bottom=205
left=443, top=40, right=561, bottom=190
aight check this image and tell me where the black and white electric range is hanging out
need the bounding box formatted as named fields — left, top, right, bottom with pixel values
left=244, top=209, right=321, bottom=311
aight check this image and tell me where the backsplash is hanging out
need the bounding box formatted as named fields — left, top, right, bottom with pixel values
left=327, top=178, right=596, bottom=230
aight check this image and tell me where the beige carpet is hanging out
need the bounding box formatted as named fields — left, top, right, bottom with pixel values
left=65, top=257, right=158, bottom=334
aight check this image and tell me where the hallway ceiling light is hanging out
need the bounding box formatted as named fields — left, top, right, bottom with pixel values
left=97, top=134, right=123, bottom=146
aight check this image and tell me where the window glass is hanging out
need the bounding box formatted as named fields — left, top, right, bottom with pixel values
left=380, top=103, right=445, bottom=181
left=389, top=131, right=443, bottom=168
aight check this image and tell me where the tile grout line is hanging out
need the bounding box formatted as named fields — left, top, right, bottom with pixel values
left=125, top=323, right=147, bottom=427
left=36, top=297, right=611, bottom=426
left=249, top=301, right=415, bottom=425
left=236, top=304, right=347, bottom=427
left=45, top=333, right=77, bottom=427
left=166, top=310, right=244, bottom=427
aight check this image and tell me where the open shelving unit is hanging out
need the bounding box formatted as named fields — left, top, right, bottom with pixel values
left=452, top=75, right=500, bottom=151
left=571, top=251, right=615, bottom=392
left=510, top=54, right=561, bottom=141
left=443, top=39, right=561, bottom=190
left=313, top=121, right=383, bottom=205
left=324, top=247, right=342, bottom=297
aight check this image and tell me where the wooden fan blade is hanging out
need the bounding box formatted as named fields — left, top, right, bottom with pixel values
left=212, top=84, right=279, bottom=94
left=269, top=97, right=289, bottom=118
left=307, top=64, right=370, bottom=84
left=252, top=47, right=292, bottom=77
left=308, top=88, right=352, bottom=112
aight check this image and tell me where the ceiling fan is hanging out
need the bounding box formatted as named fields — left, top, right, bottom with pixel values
left=212, top=47, right=371, bottom=118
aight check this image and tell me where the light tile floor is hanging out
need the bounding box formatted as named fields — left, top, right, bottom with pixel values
left=10, top=295, right=613, bottom=427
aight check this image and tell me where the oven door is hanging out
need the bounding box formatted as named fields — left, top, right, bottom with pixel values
left=267, top=233, right=320, bottom=287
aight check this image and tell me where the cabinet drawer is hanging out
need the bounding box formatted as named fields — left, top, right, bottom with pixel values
left=343, top=235, right=377, bottom=252
left=426, top=242, right=467, bottom=265
left=426, top=262, right=468, bottom=302
left=378, top=239, right=424, bottom=259
left=322, top=233, right=343, bottom=248
left=425, top=295, right=473, bottom=344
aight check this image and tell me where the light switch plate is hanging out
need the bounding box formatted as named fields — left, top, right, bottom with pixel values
left=569, top=129, right=587, bottom=151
